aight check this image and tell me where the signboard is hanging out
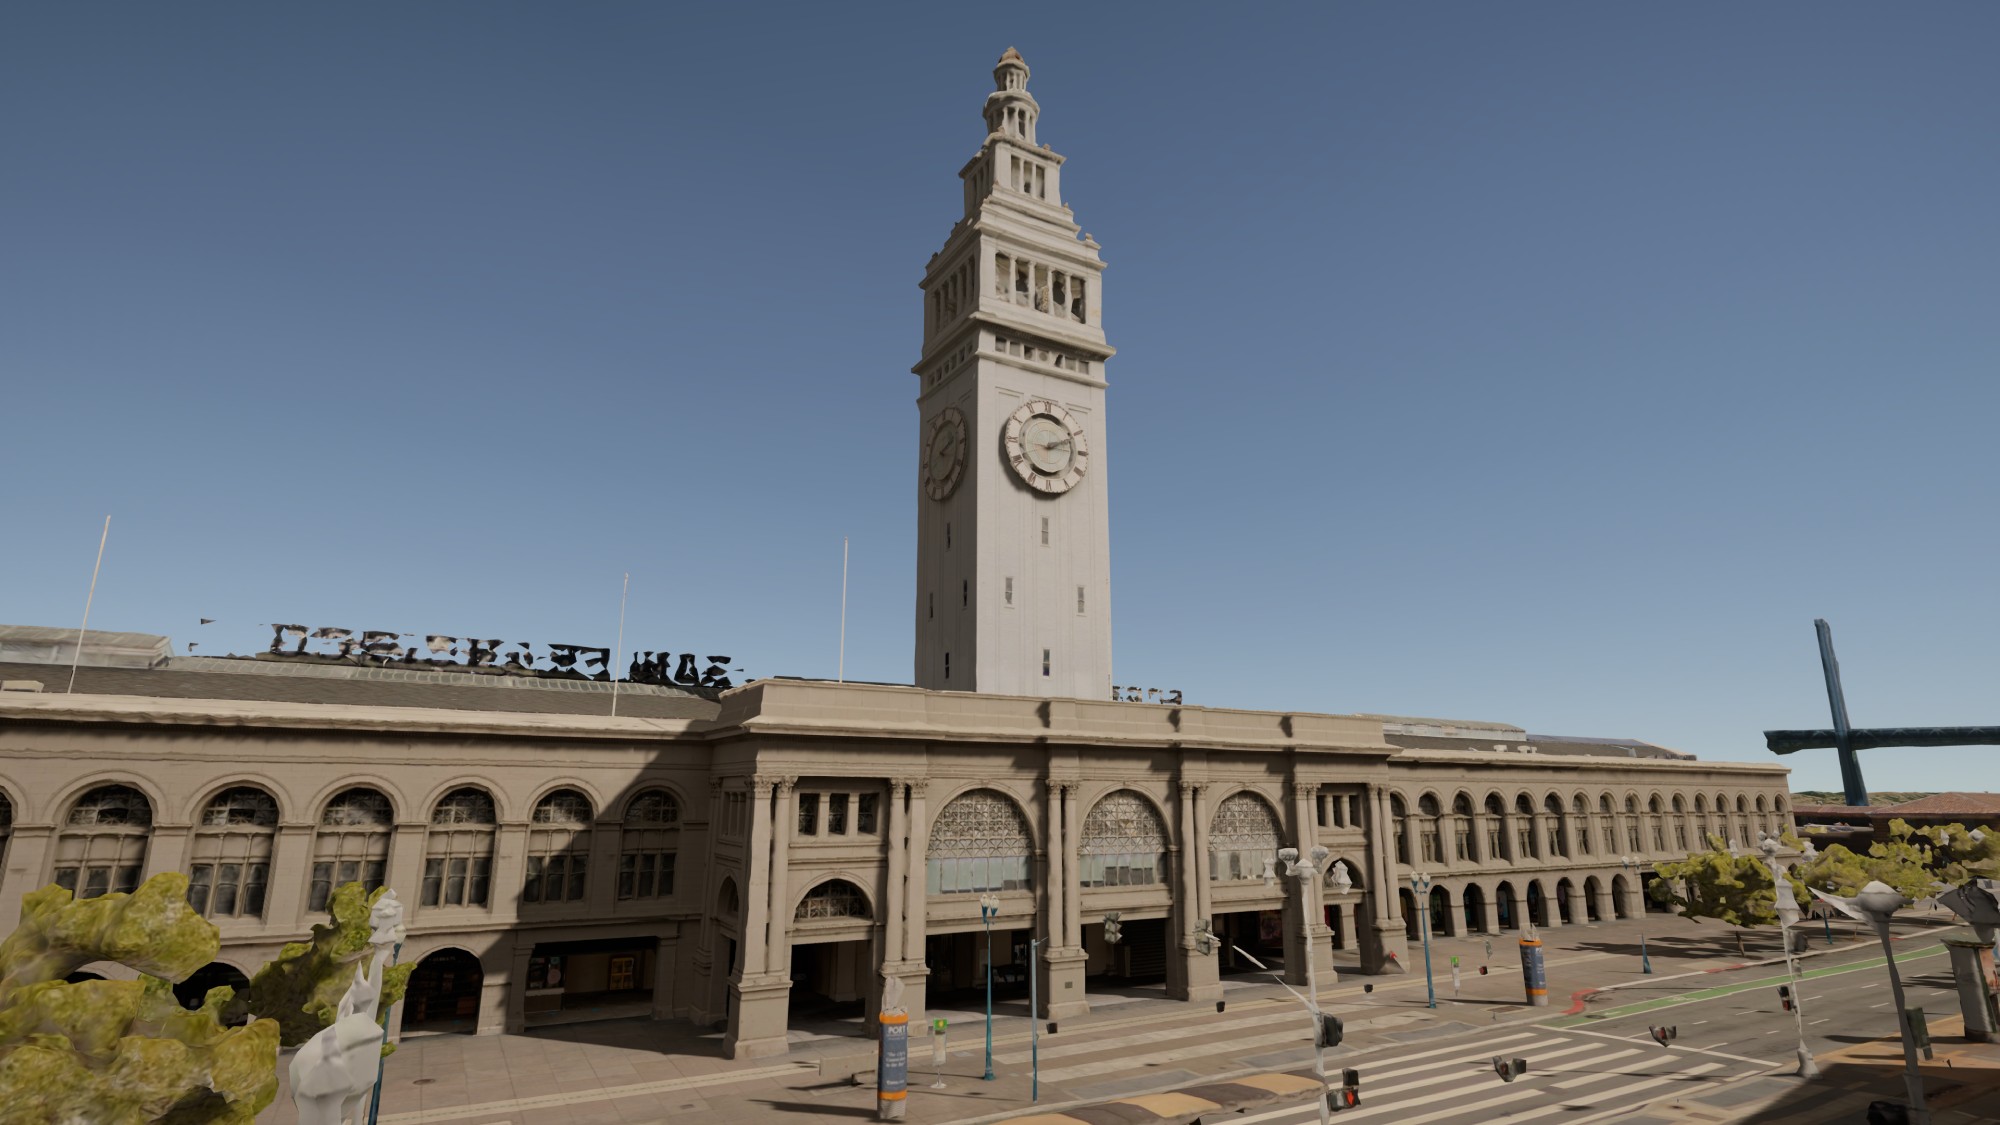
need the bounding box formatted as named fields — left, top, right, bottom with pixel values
left=259, top=623, right=737, bottom=688
left=877, top=1011, right=909, bottom=1120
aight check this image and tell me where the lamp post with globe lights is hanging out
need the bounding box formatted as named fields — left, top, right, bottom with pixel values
left=978, top=893, right=1000, bottom=1081
left=1756, top=832, right=1819, bottom=1078
left=1813, top=881, right=1931, bottom=1124
left=1620, top=856, right=1653, bottom=974
left=1410, top=871, right=1437, bottom=1009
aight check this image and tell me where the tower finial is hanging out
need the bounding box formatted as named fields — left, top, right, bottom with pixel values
left=994, top=47, right=1030, bottom=92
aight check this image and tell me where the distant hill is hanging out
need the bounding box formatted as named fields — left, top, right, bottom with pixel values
left=1792, top=791, right=1935, bottom=806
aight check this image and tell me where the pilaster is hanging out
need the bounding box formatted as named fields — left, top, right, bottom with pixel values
left=1175, top=780, right=1221, bottom=1003
left=264, top=825, right=312, bottom=924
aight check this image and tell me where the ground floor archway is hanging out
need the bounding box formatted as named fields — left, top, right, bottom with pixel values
left=1583, top=876, right=1604, bottom=921
left=174, top=961, right=250, bottom=1018
left=1526, top=881, right=1549, bottom=927
left=1555, top=878, right=1574, bottom=924
left=1495, top=882, right=1518, bottom=930
left=404, top=948, right=483, bottom=1034
left=1611, top=873, right=1632, bottom=919
left=1428, top=887, right=1453, bottom=937
left=1461, top=883, right=1488, bottom=933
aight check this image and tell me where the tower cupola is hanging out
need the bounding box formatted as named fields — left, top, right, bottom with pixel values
left=983, top=47, right=1038, bottom=145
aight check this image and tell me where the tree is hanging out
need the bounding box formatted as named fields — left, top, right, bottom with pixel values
left=0, top=873, right=279, bottom=1124
left=225, top=882, right=411, bottom=1052
left=1651, top=835, right=1783, bottom=952
left=1790, top=819, right=1995, bottom=900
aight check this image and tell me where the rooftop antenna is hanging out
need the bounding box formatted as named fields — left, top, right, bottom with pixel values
left=66, top=516, right=111, bottom=694
left=838, top=537, right=849, bottom=683
left=610, top=572, right=630, bottom=717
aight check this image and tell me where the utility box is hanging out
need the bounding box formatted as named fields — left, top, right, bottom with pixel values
left=1941, top=935, right=2000, bottom=1043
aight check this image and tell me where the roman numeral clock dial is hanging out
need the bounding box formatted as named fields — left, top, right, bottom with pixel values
left=922, top=406, right=969, bottom=500
left=1001, top=399, right=1088, bottom=495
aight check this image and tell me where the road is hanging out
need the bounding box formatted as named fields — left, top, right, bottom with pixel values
left=1177, top=928, right=1974, bottom=1125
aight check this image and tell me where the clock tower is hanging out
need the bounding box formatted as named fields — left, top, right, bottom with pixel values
left=914, top=48, right=1114, bottom=700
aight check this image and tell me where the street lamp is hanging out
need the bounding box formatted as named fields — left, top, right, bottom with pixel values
left=1272, top=843, right=1334, bottom=1125
left=978, top=893, right=1000, bottom=1082
left=1410, top=872, right=1437, bottom=1009
left=1813, top=881, right=1931, bottom=1125
left=1619, top=856, right=1654, bottom=974
left=1756, top=833, right=1819, bottom=1079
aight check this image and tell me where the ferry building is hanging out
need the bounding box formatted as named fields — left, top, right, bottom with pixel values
left=0, top=50, right=1791, bottom=1059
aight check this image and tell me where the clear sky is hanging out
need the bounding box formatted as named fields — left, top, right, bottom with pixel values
left=4, top=3, right=1996, bottom=794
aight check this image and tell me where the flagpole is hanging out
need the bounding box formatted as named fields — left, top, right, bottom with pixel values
left=67, top=516, right=111, bottom=694
left=838, top=537, right=849, bottom=683
left=610, top=572, right=630, bottom=716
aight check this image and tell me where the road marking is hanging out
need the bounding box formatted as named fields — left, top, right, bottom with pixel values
left=1558, top=1025, right=1775, bottom=1067
left=994, top=1011, right=1309, bottom=1063
left=1550, top=1049, right=1676, bottom=1089
left=1223, top=1033, right=1550, bottom=1124
left=1811, top=1018, right=1830, bottom=1025
left=1690, top=1019, right=1709, bottom=1025
left=1489, top=1062, right=1727, bottom=1123
left=1549, top=944, right=1948, bottom=1028
left=1036, top=1029, right=1327, bottom=1082
left=1871, top=1001, right=1890, bottom=1008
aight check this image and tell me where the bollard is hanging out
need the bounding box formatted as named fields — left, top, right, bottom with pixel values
left=1451, top=956, right=1462, bottom=999
left=1519, top=936, right=1547, bottom=1007
left=877, top=1010, right=909, bottom=1120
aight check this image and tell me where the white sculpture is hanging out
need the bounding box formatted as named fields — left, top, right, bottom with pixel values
left=291, top=890, right=407, bottom=1125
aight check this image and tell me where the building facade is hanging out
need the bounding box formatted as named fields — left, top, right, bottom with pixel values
left=0, top=50, right=1794, bottom=1061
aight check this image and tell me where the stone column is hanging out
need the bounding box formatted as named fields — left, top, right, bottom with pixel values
left=899, top=780, right=930, bottom=1019
left=726, top=776, right=790, bottom=1060
left=0, top=826, right=53, bottom=932
left=1361, top=787, right=1409, bottom=974
left=1592, top=878, right=1615, bottom=923
left=883, top=781, right=906, bottom=966
left=264, top=824, right=313, bottom=924
left=504, top=940, right=533, bottom=1034
left=488, top=823, right=528, bottom=926
left=1042, top=779, right=1067, bottom=948
left=1531, top=815, right=1552, bottom=865
left=652, top=930, right=679, bottom=1020
left=1293, top=782, right=1336, bottom=983
left=143, top=826, right=191, bottom=882
left=688, top=778, right=723, bottom=1027
left=584, top=818, right=620, bottom=918
left=765, top=777, right=796, bottom=973
left=1480, top=893, right=1500, bottom=935
left=1538, top=877, right=1562, bottom=929
left=1045, top=781, right=1088, bottom=1018
left=1566, top=881, right=1588, bottom=927
left=1191, top=785, right=1212, bottom=923
left=386, top=823, right=426, bottom=914
left=1176, top=780, right=1220, bottom=1003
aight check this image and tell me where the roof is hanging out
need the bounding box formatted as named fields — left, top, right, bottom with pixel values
left=0, top=658, right=719, bottom=722
left=0, top=625, right=171, bottom=669
left=1881, top=792, right=2000, bottom=815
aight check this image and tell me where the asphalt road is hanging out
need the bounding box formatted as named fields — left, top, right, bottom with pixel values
left=1210, top=925, right=1974, bottom=1125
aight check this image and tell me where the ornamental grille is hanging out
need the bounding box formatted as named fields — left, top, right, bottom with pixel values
left=1080, top=790, right=1168, bottom=888
left=1208, top=792, right=1281, bottom=882
left=927, top=789, right=1034, bottom=893
left=796, top=879, right=869, bottom=920
left=533, top=790, right=593, bottom=825
left=200, top=787, right=278, bottom=827
left=321, top=788, right=392, bottom=826
left=432, top=788, right=496, bottom=825
left=68, top=785, right=151, bottom=827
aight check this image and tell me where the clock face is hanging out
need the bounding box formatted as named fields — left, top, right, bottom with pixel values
left=1001, top=399, right=1088, bottom=495
left=922, top=406, right=968, bottom=500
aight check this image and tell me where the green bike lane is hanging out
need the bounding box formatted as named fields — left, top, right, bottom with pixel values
left=1549, top=939, right=1950, bottom=1029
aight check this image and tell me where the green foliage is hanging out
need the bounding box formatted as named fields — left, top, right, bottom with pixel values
left=1791, top=791, right=1935, bottom=806
left=227, top=883, right=411, bottom=1053
left=0, top=874, right=279, bottom=1124
left=1788, top=818, right=1997, bottom=900
left=1651, top=836, right=1783, bottom=928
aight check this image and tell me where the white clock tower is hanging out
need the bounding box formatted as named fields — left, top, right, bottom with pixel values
left=914, top=48, right=1114, bottom=700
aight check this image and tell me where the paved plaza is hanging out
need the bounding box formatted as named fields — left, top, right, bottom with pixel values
left=254, top=909, right=1999, bottom=1124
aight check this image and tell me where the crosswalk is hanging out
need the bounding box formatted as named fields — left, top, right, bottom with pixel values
left=986, top=1012, right=1766, bottom=1125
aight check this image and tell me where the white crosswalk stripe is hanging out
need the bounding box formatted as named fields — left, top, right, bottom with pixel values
left=993, top=1011, right=1315, bottom=1064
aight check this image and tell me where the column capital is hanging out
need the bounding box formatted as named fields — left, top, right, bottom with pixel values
left=709, top=775, right=727, bottom=793
left=1175, top=779, right=1208, bottom=799
left=1289, top=781, right=1319, bottom=800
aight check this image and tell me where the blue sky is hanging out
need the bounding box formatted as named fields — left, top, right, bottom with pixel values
left=4, top=3, right=1996, bottom=793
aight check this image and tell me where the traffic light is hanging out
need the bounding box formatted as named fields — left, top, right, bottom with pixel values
left=1778, top=985, right=1793, bottom=1012
left=1649, top=1025, right=1678, bottom=1048
left=1315, top=1013, right=1345, bottom=1049
left=1492, top=1057, right=1527, bottom=1082
left=1103, top=912, right=1122, bottom=945
left=1478, top=965, right=1489, bottom=975
left=1325, top=1068, right=1360, bottom=1111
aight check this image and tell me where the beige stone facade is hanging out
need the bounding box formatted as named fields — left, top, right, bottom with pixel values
left=0, top=672, right=1791, bottom=1059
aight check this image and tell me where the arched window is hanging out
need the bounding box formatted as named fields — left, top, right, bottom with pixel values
left=524, top=789, right=592, bottom=905
left=619, top=789, right=680, bottom=901
left=54, top=785, right=151, bottom=899
left=1572, top=794, right=1592, bottom=855
left=1693, top=794, right=1710, bottom=843
left=1543, top=794, right=1567, bottom=858
left=1600, top=794, right=1617, bottom=853
left=928, top=789, right=1033, bottom=893
left=1079, top=790, right=1168, bottom=888
left=1624, top=795, right=1642, bottom=852
left=310, top=787, right=392, bottom=913
left=1210, top=792, right=1283, bottom=881
left=795, top=878, right=869, bottom=920
left=1648, top=795, right=1667, bottom=853
left=1484, top=793, right=1507, bottom=860
left=422, top=787, right=495, bottom=909
left=1671, top=795, right=1689, bottom=851
left=1452, top=794, right=1476, bottom=862
left=1417, top=794, right=1443, bottom=863
left=1390, top=795, right=1410, bottom=865
left=188, top=786, right=278, bottom=918
left=1514, top=794, right=1538, bottom=860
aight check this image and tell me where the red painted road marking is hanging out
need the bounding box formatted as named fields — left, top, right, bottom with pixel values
left=1562, top=988, right=1597, bottom=1015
